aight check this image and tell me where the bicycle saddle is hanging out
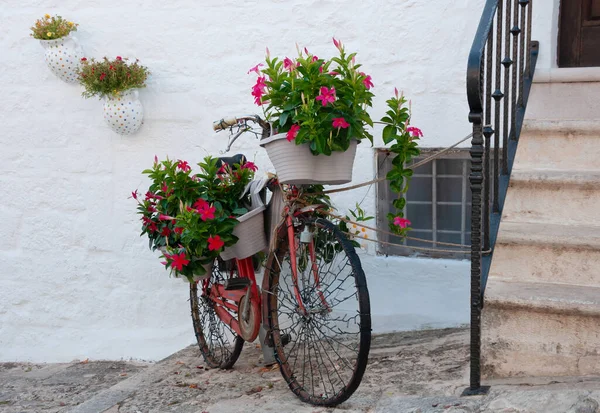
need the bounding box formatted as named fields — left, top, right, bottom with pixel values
left=216, top=154, right=246, bottom=168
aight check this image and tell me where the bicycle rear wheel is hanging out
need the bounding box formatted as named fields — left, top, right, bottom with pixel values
left=190, top=258, right=244, bottom=369
left=264, top=217, right=371, bottom=406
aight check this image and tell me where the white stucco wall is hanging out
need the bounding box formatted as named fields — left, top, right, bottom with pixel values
left=0, top=0, right=513, bottom=363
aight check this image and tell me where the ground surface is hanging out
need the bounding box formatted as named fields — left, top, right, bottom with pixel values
left=2, top=328, right=600, bottom=413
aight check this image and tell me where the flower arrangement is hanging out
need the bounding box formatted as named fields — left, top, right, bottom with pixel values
left=249, top=38, right=421, bottom=235
left=78, top=56, right=149, bottom=99
left=30, top=14, right=78, bottom=40
left=250, top=38, right=374, bottom=156
left=135, top=156, right=258, bottom=281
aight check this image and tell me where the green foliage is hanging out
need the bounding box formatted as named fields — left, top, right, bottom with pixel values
left=30, top=14, right=77, bottom=40
left=134, top=156, right=257, bottom=281
left=252, top=40, right=374, bottom=155
left=381, top=92, right=421, bottom=236
left=78, top=57, right=149, bottom=99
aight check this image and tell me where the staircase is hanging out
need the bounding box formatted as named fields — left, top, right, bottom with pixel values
left=481, top=82, right=600, bottom=378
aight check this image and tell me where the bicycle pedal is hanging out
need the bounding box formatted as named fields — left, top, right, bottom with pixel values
left=224, top=278, right=251, bottom=290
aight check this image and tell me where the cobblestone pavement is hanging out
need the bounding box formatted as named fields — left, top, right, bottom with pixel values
left=2, top=328, right=600, bottom=413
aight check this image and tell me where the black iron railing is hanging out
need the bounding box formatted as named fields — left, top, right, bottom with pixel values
left=464, top=0, right=538, bottom=394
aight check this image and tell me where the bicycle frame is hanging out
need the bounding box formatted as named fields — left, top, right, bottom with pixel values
left=201, top=186, right=330, bottom=344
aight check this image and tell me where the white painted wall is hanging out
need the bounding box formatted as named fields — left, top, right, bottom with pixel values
left=0, top=0, right=514, bottom=363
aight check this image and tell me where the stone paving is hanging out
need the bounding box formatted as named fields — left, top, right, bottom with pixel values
left=2, top=328, right=600, bottom=412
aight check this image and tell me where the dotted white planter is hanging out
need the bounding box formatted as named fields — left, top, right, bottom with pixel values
left=39, top=35, right=83, bottom=83
left=260, top=134, right=357, bottom=185
left=103, top=89, right=144, bottom=135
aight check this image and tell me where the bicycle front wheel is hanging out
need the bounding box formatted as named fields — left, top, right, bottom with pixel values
left=190, top=258, right=244, bottom=369
left=264, top=217, right=371, bottom=406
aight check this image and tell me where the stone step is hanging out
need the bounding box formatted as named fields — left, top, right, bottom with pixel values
left=501, top=169, right=600, bottom=225
left=525, top=82, right=600, bottom=121
left=482, top=279, right=600, bottom=378
left=491, top=221, right=600, bottom=287
left=517, top=120, right=600, bottom=171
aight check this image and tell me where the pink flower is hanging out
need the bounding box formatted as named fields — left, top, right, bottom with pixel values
left=160, top=226, right=171, bottom=237
left=332, top=37, right=342, bottom=51
left=394, top=87, right=399, bottom=99
left=242, top=161, right=258, bottom=172
left=116, top=56, right=122, bottom=61
left=207, top=235, right=225, bottom=251
left=286, top=124, right=300, bottom=142
left=176, top=160, right=191, bottom=172
left=159, top=214, right=175, bottom=221
left=283, top=57, right=296, bottom=71
left=154, top=155, right=159, bottom=165
left=393, top=217, right=411, bottom=228
left=311, top=55, right=319, bottom=63
left=406, top=126, right=423, bottom=138
left=360, top=72, right=374, bottom=90
left=328, top=71, right=339, bottom=76
left=161, top=182, right=172, bottom=196
left=131, top=190, right=138, bottom=200
left=332, top=117, right=350, bottom=129
left=166, top=252, right=190, bottom=271
left=247, top=63, right=264, bottom=75
left=315, top=87, right=336, bottom=107
left=252, top=76, right=267, bottom=105
left=174, top=227, right=184, bottom=235
left=217, top=164, right=228, bottom=174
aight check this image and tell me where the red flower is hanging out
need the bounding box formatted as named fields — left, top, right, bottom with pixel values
left=207, top=235, right=224, bottom=251
left=142, top=216, right=153, bottom=226
left=166, top=252, right=190, bottom=271
left=109, top=65, right=115, bottom=71
left=199, top=205, right=216, bottom=221
left=116, top=56, right=122, bottom=61
left=99, top=73, right=107, bottom=81
left=147, top=204, right=157, bottom=213
left=251, top=76, right=267, bottom=106
left=193, top=198, right=209, bottom=210
left=159, top=214, right=175, bottom=221
left=217, top=164, right=228, bottom=174
left=131, top=190, right=138, bottom=200
left=161, top=226, right=171, bottom=236
left=286, top=124, right=300, bottom=142
left=174, top=227, right=184, bottom=235
left=148, top=222, right=158, bottom=232
left=80, top=57, right=87, bottom=62
left=176, top=160, right=191, bottom=172
left=332, top=117, right=350, bottom=129
left=315, top=87, right=336, bottom=107
left=242, top=161, right=258, bottom=172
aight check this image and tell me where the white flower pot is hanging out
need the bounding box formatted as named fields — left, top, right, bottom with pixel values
left=260, top=133, right=357, bottom=185
left=103, top=89, right=144, bottom=135
left=39, top=35, right=84, bottom=83
left=220, top=206, right=267, bottom=261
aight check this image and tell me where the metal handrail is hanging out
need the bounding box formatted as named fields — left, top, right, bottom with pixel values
left=464, top=0, right=538, bottom=394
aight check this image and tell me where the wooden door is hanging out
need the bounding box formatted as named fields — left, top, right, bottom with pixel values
left=559, top=0, right=600, bottom=67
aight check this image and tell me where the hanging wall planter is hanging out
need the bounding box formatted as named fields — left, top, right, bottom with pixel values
left=78, top=56, right=150, bottom=135
left=31, top=14, right=82, bottom=83
left=103, top=89, right=144, bottom=135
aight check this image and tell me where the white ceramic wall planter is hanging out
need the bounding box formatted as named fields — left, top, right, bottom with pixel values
left=220, top=206, right=268, bottom=261
left=39, top=35, right=83, bottom=83
left=260, top=133, right=357, bottom=185
left=103, top=89, right=144, bottom=135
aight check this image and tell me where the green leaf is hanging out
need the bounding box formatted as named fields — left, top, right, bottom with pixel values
left=382, top=125, right=396, bottom=145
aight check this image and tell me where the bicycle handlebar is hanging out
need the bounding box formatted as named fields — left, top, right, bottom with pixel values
left=212, top=117, right=239, bottom=131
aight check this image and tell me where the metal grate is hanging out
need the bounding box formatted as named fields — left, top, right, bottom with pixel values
left=376, top=149, right=471, bottom=259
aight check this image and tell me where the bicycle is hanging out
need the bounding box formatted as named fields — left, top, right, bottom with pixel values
left=189, top=115, right=371, bottom=406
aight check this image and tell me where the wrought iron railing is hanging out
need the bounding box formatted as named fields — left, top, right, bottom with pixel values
left=465, top=0, right=538, bottom=394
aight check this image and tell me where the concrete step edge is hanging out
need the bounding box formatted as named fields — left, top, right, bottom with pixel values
left=522, top=120, right=600, bottom=135
left=496, top=221, right=600, bottom=250
left=484, top=279, right=600, bottom=317
left=510, top=169, right=600, bottom=188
